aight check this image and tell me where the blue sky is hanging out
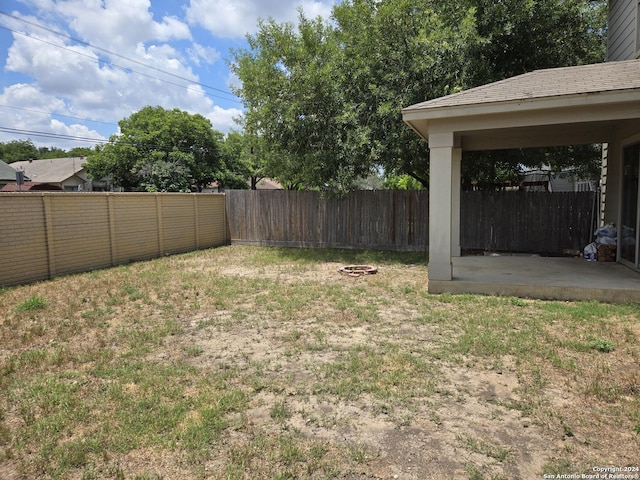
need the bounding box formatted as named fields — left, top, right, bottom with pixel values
left=0, top=0, right=336, bottom=150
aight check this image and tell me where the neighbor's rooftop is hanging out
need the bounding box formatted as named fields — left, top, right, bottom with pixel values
left=0, top=159, right=17, bottom=181
left=10, top=157, right=87, bottom=183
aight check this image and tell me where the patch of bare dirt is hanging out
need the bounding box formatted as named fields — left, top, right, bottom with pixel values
left=161, top=265, right=566, bottom=479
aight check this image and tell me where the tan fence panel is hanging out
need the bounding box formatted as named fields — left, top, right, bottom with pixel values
left=197, top=194, right=227, bottom=248
left=0, top=194, right=50, bottom=285
left=160, top=194, right=198, bottom=254
left=48, top=195, right=112, bottom=277
left=112, top=194, right=161, bottom=264
left=0, top=192, right=227, bottom=287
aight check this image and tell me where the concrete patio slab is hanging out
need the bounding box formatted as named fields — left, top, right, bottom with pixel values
left=428, top=255, right=640, bottom=303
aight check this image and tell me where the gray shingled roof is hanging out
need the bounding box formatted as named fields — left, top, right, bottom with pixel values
left=0, top=160, right=17, bottom=181
left=10, top=157, right=87, bottom=183
left=404, top=59, right=640, bottom=112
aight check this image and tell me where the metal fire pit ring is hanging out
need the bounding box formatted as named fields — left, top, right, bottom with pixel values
left=339, top=265, right=378, bottom=277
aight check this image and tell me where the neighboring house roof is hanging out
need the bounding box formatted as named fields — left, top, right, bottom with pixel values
left=0, top=182, right=64, bottom=192
left=255, top=178, right=282, bottom=190
left=0, top=160, right=17, bottom=181
left=403, top=59, right=640, bottom=116
left=10, top=157, right=87, bottom=184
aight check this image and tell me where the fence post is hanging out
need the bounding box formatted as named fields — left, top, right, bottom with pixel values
left=107, top=194, right=117, bottom=266
left=156, top=194, right=164, bottom=255
left=194, top=195, right=200, bottom=249
left=42, top=194, right=57, bottom=279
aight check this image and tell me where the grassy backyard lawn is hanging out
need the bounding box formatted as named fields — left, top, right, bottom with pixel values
left=0, top=245, right=639, bottom=479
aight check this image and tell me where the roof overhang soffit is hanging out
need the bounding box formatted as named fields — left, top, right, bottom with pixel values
left=402, top=92, right=640, bottom=151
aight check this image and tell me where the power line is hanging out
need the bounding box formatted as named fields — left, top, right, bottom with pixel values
left=0, top=11, right=239, bottom=100
left=0, top=11, right=242, bottom=104
left=0, top=23, right=243, bottom=106
left=0, top=126, right=107, bottom=144
left=0, top=126, right=233, bottom=152
left=0, top=104, right=119, bottom=127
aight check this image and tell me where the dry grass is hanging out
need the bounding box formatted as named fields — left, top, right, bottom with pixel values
left=0, top=245, right=639, bottom=479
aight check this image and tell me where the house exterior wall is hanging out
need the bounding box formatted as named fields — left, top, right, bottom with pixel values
left=608, top=0, right=640, bottom=60
left=605, top=123, right=640, bottom=233
left=603, top=0, right=639, bottom=225
left=604, top=141, right=622, bottom=225
left=61, top=175, right=89, bottom=191
left=0, top=192, right=227, bottom=287
left=614, top=129, right=640, bottom=265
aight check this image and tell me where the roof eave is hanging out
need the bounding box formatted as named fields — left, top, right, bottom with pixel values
left=402, top=88, right=640, bottom=123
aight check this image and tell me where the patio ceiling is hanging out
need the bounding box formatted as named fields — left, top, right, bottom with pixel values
left=402, top=59, right=640, bottom=151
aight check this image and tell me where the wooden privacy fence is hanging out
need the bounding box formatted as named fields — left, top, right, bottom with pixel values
left=461, top=191, right=595, bottom=254
left=0, top=192, right=227, bottom=287
left=226, top=189, right=596, bottom=254
left=226, top=189, right=429, bottom=251
left=1, top=190, right=596, bottom=287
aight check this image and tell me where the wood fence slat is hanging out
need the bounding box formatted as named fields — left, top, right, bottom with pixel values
left=227, top=189, right=594, bottom=253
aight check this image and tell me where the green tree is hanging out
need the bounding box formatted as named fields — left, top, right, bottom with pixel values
left=231, top=13, right=368, bottom=193
left=67, top=147, right=94, bottom=158
left=38, top=146, right=68, bottom=159
left=231, top=2, right=474, bottom=192
left=85, top=106, right=224, bottom=192
left=0, top=139, right=39, bottom=163
left=332, top=0, right=476, bottom=188
left=231, top=0, right=607, bottom=191
left=384, top=174, right=425, bottom=190
left=463, top=0, right=607, bottom=87
left=137, top=152, right=193, bottom=192
left=218, top=131, right=253, bottom=189
left=459, top=0, right=607, bottom=189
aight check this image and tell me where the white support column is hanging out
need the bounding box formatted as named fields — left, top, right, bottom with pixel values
left=428, top=132, right=457, bottom=281
left=451, top=145, right=462, bottom=257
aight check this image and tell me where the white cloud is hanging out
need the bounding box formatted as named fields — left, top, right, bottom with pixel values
left=299, top=0, right=336, bottom=20
left=185, top=0, right=336, bottom=38
left=187, top=43, right=221, bottom=66
left=7, top=32, right=103, bottom=95
left=1, top=0, right=247, bottom=149
left=53, top=0, right=192, bottom=51
left=0, top=84, right=106, bottom=149
left=1, top=83, right=63, bottom=109
left=226, top=70, right=242, bottom=93
left=206, top=105, right=243, bottom=132
left=50, top=118, right=106, bottom=143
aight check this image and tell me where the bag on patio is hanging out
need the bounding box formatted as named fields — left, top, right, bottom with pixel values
left=583, top=242, right=597, bottom=261
left=594, top=223, right=617, bottom=245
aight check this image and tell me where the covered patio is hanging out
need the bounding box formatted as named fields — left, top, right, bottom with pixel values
left=430, top=255, right=640, bottom=303
left=403, top=59, right=640, bottom=302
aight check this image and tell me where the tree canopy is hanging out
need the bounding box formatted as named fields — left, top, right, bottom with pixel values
left=0, top=139, right=39, bottom=163
left=0, top=140, right=96, bottom=165
left=230, top=0, right=607, bottom=191
left=465, top=0, right=607, bottom=86
left=85, top=106, right=225, bottom=192
left=218, top=131, right=253, bottom=189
